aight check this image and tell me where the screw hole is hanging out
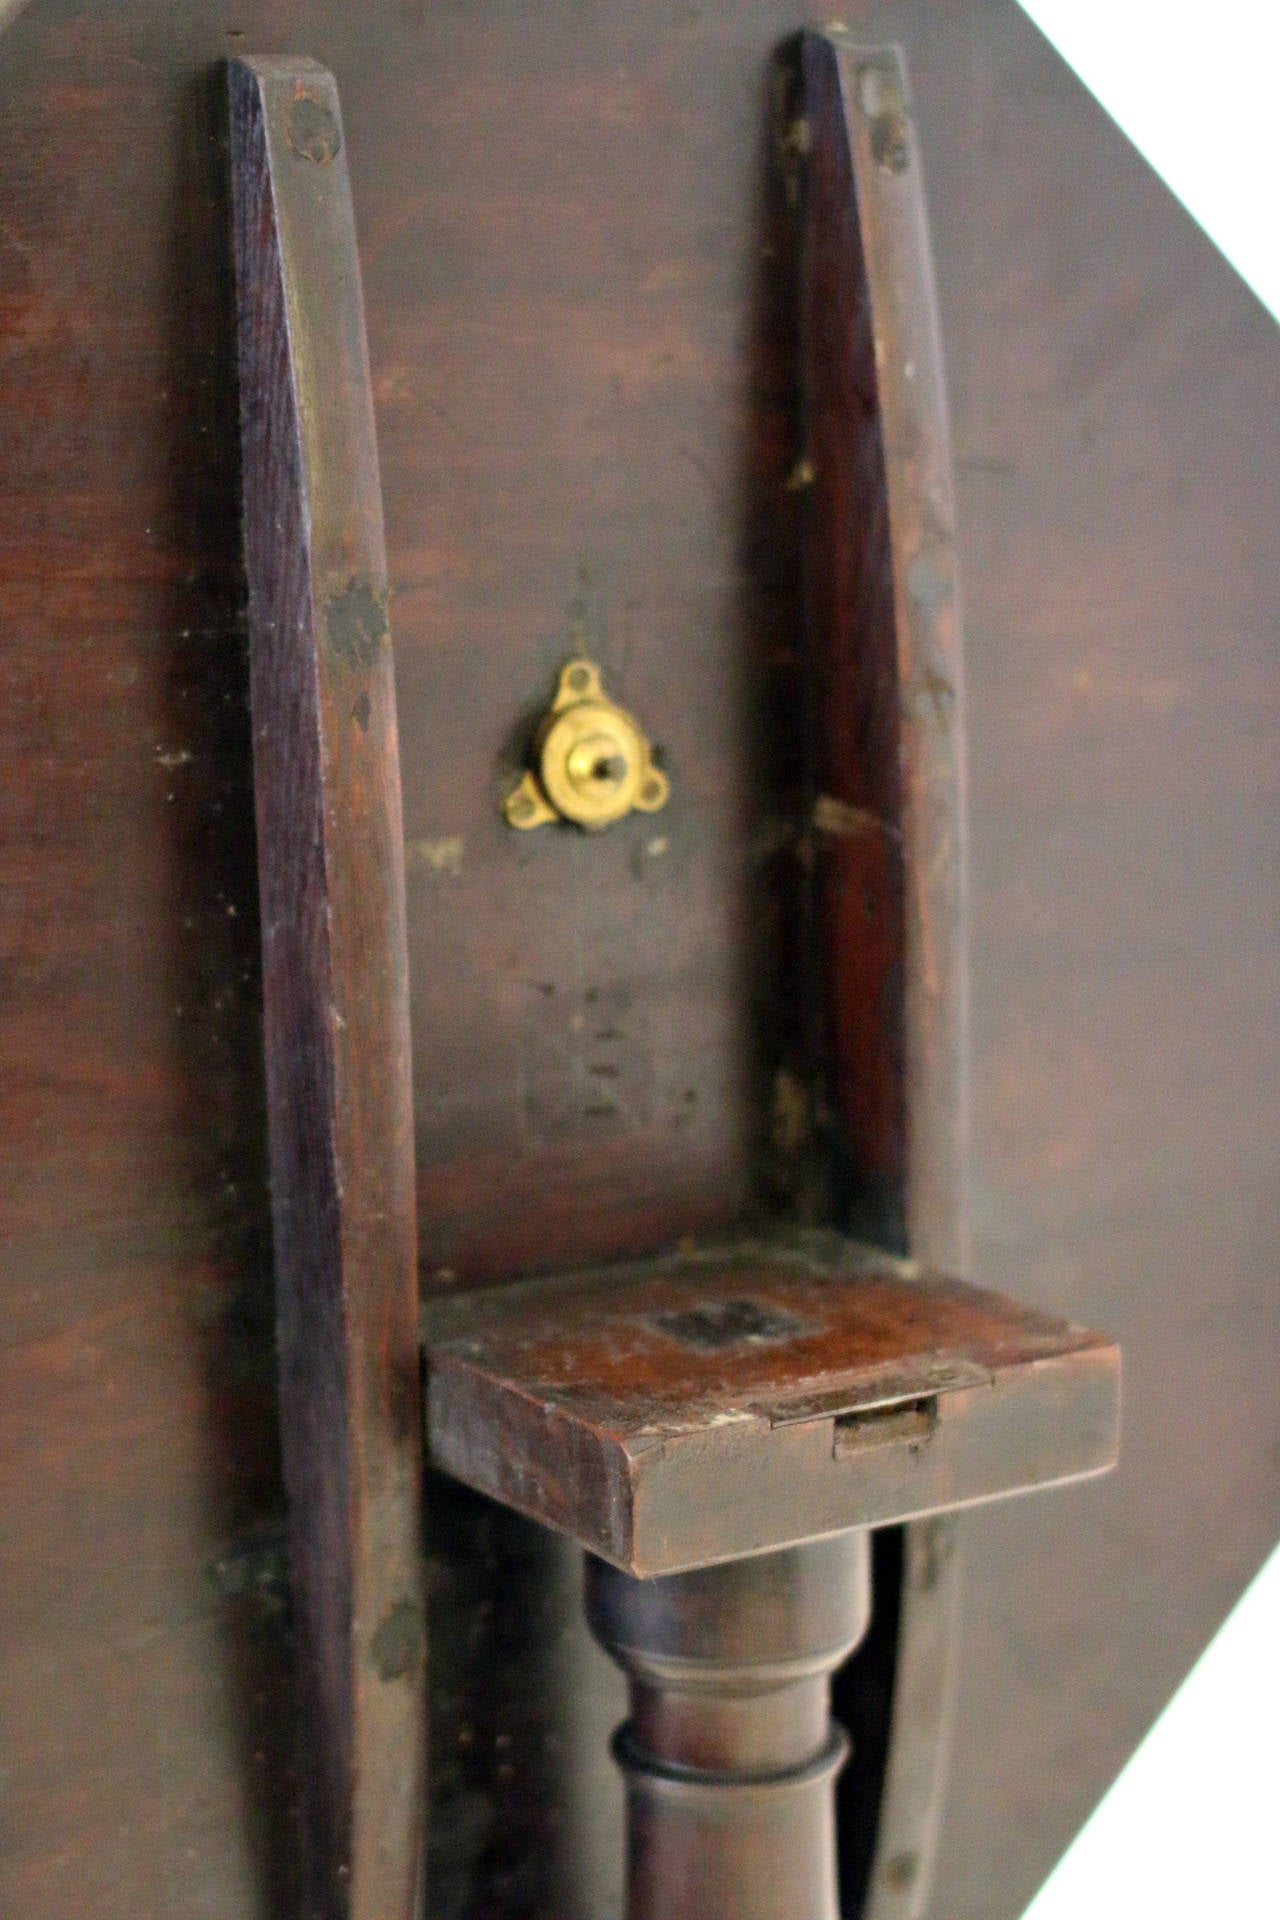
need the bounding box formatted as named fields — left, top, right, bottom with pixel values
left=567, top=665, right=591, bottom=694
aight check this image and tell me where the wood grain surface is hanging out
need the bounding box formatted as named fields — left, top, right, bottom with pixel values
left=0, top=4, right=1277, bottom=1920
left=789, top=39, right=973, bottom=1908
left=231, top=56, right=425, bottom=1920
left=425, top=1240, right=1119, bottom=1573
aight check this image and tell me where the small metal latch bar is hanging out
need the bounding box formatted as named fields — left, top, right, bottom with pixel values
left=756, top=1354, right=993, bottom=1429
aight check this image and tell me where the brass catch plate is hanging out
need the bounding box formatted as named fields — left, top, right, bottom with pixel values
left=504, top=659, right=670, bottom=832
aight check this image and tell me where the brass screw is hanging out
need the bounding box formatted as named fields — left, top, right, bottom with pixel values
left=567, top=736, right=631, bottom=796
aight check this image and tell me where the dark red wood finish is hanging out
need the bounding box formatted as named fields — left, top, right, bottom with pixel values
left=795, top=33, right=967, bottom=1258
left=1, top=6, right=1278, bottom=1920
left=586, top=1534, right=872, bottom=1920
left=230, top=56, right=425, bottom=1920
left=425, top=1239, right=1118, bottom=1574
left=789, top=37, right=972, bottom=1911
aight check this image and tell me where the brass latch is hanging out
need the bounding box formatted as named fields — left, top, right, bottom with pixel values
left=503, top=658, right=670, bottom=832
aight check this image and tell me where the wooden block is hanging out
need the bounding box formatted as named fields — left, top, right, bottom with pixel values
left=424, top=1238, right=1119, bottom=1576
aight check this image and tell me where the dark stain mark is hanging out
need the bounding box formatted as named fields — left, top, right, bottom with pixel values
left=521, top=987, right=648, bottom=1144
left=369, top=1597, right=425, bottom=1683
left=286, top=92, right=342, bottom=166
left=384, top=1351, right=419, bottom=1449
left=884, top=1850, right=919, bottom=1893
left=904, top=546, right=951, bottom=616
left=918, top=665, right=956, bottom=729
left=651, top=1297, right=810, bottom=1352
left=857, top=62, right=911, bottom=174
left=915, top=1519, right=955, bottom=1595
left=208, top=1523, right=290, bottom=1613
left=871, top=110, right=910, bottom=174
left=325, top=578, right=388, bottom=671
left=351, top=690, right=371, bottom=732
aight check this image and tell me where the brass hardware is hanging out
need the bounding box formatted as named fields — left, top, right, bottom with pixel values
left=503, top=658, right=670, bottom=832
